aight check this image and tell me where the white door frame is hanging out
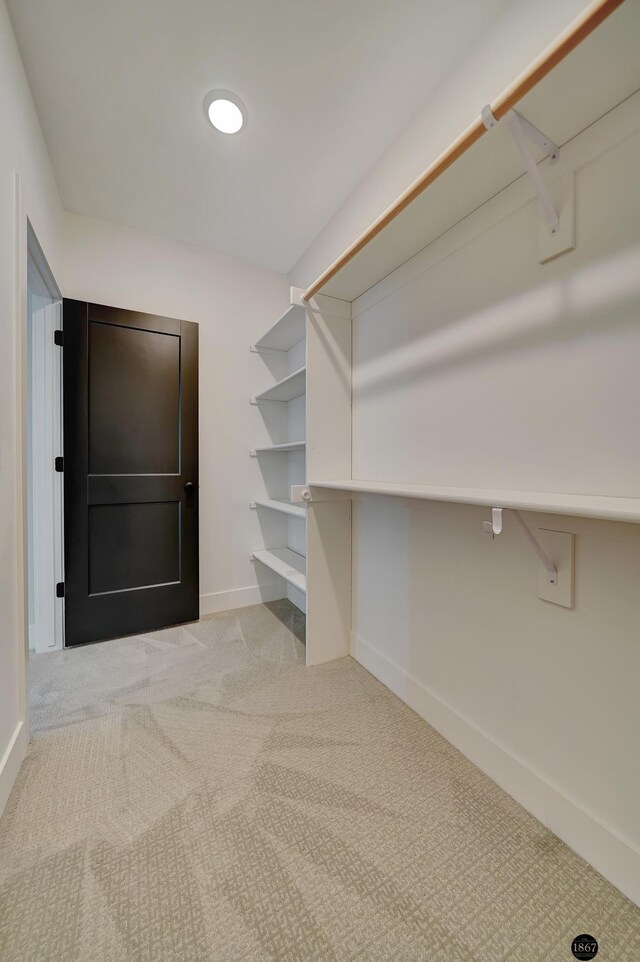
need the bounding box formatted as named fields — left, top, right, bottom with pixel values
left=5, top=173, right=64, bottom=804
left=26, top=223, right=64, bottom=653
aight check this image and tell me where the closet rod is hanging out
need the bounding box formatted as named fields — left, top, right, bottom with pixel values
left=302, top=0, right=625, bottom=302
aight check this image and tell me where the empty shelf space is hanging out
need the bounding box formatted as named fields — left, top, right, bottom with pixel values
left=252, top=304, right=306, bottom=352
left=251, top=547, right=306, bottom=593
left=307, top=479, right=640, bottom=524
left=252, top=367, right=306, bottom=403
left=251, top=441, right=306, bottom=455
left=252, top=497, right=306, bottom=519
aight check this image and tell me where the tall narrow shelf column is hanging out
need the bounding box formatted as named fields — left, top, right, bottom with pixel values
left=250, top=288, right=308, bottom=618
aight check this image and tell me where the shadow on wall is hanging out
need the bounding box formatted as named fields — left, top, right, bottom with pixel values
left=355, top=243, right=640, bottom=400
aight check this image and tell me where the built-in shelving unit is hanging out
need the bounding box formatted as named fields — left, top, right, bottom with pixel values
left=245, top=2, right=640, bottom=902
left=250, top=287, right=308, bottom=621
left=294, top=0, right=640, bottom=671
left=252, top=366, right=305, bottom=403
left=250, top=548, right=306, bottom=593
left=307, top=480, right=640, bottom=525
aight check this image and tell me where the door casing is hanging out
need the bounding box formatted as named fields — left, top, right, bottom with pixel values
left=27, top=228, right=64, bottom=653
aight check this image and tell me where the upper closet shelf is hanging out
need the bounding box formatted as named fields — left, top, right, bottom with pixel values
left=307, top=479, right=640, bottom=524
left=303, top=0, right=638, bottom=304
left=252, top=303, right=306, bottom=352
left=251, top=367, right=306, bottom=403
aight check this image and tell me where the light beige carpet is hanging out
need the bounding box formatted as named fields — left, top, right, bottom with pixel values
left=0, top=600, right=638, bottom=961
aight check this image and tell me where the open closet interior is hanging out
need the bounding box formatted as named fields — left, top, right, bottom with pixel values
left=4, top=0, right=640, bottom=936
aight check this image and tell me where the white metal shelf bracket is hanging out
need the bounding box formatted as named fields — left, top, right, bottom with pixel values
left=483, top=507, right=558, bottom=583
left=481, top=105, right=559, bottom=235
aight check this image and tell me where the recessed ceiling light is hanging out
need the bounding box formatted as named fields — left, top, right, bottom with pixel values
left=203, top=90, right=246, bottom=134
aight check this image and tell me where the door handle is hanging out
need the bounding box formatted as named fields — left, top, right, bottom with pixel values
left=184, top=481, right=196, bottom=493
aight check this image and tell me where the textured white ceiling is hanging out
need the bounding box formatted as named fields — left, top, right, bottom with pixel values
left=8, top=0, right=505, bottom=271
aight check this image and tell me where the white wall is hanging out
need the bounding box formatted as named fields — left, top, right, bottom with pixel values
left=349, top=101, right=640, bottom=903
left=0, top=0, right=64, bottom=812
left=61, top=212, right=290, bottom=616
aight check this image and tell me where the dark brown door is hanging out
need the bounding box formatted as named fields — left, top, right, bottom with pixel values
left=62, top=300, right=199, bottom=646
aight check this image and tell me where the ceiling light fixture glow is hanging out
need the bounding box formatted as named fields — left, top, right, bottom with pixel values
left=204, top=90, right=246, bottom=134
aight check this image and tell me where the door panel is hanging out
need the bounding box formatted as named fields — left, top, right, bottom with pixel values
left=63, top=300, right=199, bottom=646
left=88, top=322, right=180, bottom=475
left=88, top=501, right=181, bottom=594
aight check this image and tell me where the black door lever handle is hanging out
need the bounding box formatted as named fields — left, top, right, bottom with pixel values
left=184, top=481, right=196, bottom=493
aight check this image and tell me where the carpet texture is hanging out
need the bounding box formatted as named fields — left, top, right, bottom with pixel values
left=1, top=600, right=638, bottom=961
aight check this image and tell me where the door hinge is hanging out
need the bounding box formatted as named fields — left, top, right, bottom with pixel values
left=54, top=329, right=64, bottom=346
left=55, top=456, right=64, bottom=473
left=56, top=582, right=65, bottom=598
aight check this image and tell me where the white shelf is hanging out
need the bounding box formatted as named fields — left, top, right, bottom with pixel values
left=252, top=498, right=306, bottom=519
left=252, top=367, right=306, bottom=403
left=308, top=479, right=640, bottom=524
left=251, top=547, right=306, bottom=593
left=306, top=3, right=640, bottom=302
left=251, top=441, right=306, bottom=456
left=252, top=304, right=306, bottom=352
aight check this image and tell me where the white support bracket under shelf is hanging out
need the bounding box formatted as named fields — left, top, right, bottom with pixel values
left=482, top=106, right=560, bottom=235
left=482, top=507, right=558, bottom=584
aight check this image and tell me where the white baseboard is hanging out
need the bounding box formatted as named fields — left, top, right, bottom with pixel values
left=352, top=632, right=640, bottom=907
left=199, top=582, right=285, bottom=616
left=0, top=721, right=28, bottom=817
